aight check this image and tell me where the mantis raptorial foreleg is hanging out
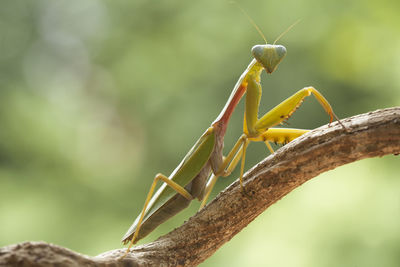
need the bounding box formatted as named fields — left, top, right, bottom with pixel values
left=251, top=86, right=344, bottom=132
left=200, top=80, right=345, bottom=208
left=239, top=81, right=344, bottom=190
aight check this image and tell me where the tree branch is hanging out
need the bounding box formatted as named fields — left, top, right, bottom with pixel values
left=1, top=107, right=399, bottom=267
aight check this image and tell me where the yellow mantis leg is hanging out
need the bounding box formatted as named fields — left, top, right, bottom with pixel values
left=199, top=127, right=309, bottom=209
left=200, top=83, right=341, bottom=209
left=254, top=128, right=311, bottom=144
left=239, top=77, right=345, bottom=189
left=125, top=173, right=193, bottom=254
left=200, top=135, right=247, bottom=209
left=200, top=174, right=218, bottom=209
left=264, top=141, right=274, bottom=153
left=253, top=86, right=345, bottom=131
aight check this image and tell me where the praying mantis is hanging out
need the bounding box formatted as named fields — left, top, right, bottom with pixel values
left=121, top=22, right=345, bottom=254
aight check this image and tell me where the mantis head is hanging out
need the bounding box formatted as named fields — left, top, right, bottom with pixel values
left=251, top=44, right=287, bottom=73
left=248, top=18, right=299, bottom=74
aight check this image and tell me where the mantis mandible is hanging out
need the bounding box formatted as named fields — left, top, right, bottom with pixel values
left=121, top=21, right=345, bottom=254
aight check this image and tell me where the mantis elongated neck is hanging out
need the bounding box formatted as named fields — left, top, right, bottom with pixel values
left=213, top=59, right=263, bottom=134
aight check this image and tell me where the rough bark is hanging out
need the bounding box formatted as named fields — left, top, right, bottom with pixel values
left=1, top=107, right=399, bottom=267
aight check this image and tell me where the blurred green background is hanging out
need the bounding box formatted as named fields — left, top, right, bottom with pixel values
left=0, top=0, right=399, bottom=266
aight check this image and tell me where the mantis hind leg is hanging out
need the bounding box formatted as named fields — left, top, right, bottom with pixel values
left=124, top=173, right=193, bottom=256
left=200, top=134, right=248, bottom=209
left=199, top=174, right=218, bottom=209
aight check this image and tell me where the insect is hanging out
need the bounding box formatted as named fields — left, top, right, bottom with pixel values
left=121, top=21, right=345, bottom=254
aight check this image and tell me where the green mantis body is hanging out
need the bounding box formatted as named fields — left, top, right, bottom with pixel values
left=122, top=42, right=343, bottom=251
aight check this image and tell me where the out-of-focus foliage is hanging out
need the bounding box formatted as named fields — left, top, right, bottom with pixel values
left=0, top=0, right=399, bottom=266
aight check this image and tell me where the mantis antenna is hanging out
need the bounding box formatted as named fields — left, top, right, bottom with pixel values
left=273, top=19, right=302, bottom=44
left=230, top=1, right=268, bottom=44
left=231, top=2, right=301, bottom=45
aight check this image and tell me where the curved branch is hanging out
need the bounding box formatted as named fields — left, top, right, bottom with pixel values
left=1, top=107, right=399, bottom=267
